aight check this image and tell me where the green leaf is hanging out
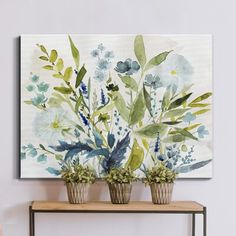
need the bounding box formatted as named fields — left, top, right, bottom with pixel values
left=49, top=49, right=58, bottom=63
left=144, top=51, right=172, bottom=72
left=54, top=87, right=72, bottom=94
left=39, top=56, right=48, bottom=61
left=143, top=86, right=152, bottom=116
left=24, top=100, right=33, bottom=105
left=113, top=92, right=130, bottom=122
left=134, top=123, right=167, bottom=139
left=175, top=159, right=212, bottom=173
left=75, top=95, right=83, bottom=113
left=37, top=44, right=48, bottom=56
left=52, top=74, right=63, bottom=79
left=129, top=90, right=146, bottom=126
left=193, top=109, right=210, bottom=115
left=63, top=67, right=73, bottom=82
left=125, top=139, right=144, bottom=171
left=134, top=35, right=146, bottom=69
left=168, top=93, right=192, bottom=110
left=184, top=123, right=201, bottom=131
left=119, top=75, right=138, bottom=92
left=163, top=134, right=186, bottom=143
left=43, top=65, right=53, bottom=70
left=162, top=86, right=171, bottom=111
left=190, top=92, right=212, bottom=104
left=188, top=103, right=210, bottom=108
left=162, top=121, right=182, bottom=125
left=75, top=65, right=87, bottom=88
left=92, top=102, right=115, bottom=117
left=55, top=154, right=63, bottom=161
left=68, top=35, right=80, bottom=69
left=55, top=58, right=64, bottom=72
left=174, top=128, right=198, bottom=141
left=163, top=108, right=190, bottom=120
left=142, top=138, right=149, bottom=151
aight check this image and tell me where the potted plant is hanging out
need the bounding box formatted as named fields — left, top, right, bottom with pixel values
left=104, top=167, right=137, bottom=204
left=144, top=163, right=177, bottom=204
left=60, top=160, right=96, bottom=204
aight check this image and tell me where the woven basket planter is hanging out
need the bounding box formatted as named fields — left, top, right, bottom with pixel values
left=66, top=183, right=90, bottom=204
left=108, top=183, right=132, bottom=204
left=150, top=183, right=174, bottom=204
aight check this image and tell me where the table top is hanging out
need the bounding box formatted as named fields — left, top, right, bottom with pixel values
left=31, top=201, right=204, bottom=213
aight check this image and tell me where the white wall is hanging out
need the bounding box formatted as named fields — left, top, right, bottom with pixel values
left=0, top=0, right=235, bottom=235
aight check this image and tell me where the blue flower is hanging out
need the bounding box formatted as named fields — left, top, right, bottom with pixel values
left=100, top=89, right=106, bottom=105
left=31, top=94, right=47, bottom=106
left=144, top=74, right=162, bottom=89
left=97, top=43, right=105, bottom=51
left=79, top=112, right=89, bottom=126
left=183, top=112, right=196, bottom=123
left=31, top=74, right=39, bottom=83
left=80, top=82, right=88, bottom=95
left=197, top=125, right=209, bottom=138
left=155, top=54, right=193, bottom=90
left=115, top=58, right=140, bottom=75
left=154, top=133, right=160, bottom=153
left=158, top=154, right=166, bottom=161
left=37, top=82, right=49, bottom=93
left=26, top=84, right=35, bottom=92
left=97, top=59, right=111, bottom=70
left=104, top=51, right=115, bottom=59
left=94, top=70, right=106, bottom=82
left=37, top=154, right=47, bottom=163
left=91, top=49, right=100, bottom=57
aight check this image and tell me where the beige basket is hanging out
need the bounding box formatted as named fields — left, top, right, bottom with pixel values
left=150, top=183, right=174, bottom=204
left=108, top=183, right=132, bottom=204
left=66, top=183, right=90, bottom=204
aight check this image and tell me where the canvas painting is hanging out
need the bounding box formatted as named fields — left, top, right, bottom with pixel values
left=20, top=34, right=212, bottom=178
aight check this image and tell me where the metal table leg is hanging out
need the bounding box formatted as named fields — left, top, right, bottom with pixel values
left=203, top=207, right=207, bottom=236
left=29, top=206, right=35, bottom=236
left=192, top=213, right=195, bottom=236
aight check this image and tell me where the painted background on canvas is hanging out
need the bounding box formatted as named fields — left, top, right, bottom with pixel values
left=20, top=35, right=212, bottom=178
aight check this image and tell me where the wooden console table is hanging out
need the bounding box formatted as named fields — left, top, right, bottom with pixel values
left=29, top=201, right=207, bottom=236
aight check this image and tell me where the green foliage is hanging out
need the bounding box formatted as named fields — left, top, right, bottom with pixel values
left=113, top=91, right=130, bottom=122
left=129, top=90, right=146, bottom=126
left=134, top=35, right=146, bottom=69
left=63, top=67, right=73, bottom=82
left=61, top=161, right=96, bottom=184
left=104, top=167, right=137, bottom=184
left=55, top=58, right=64, bottom=72
left=68, top=35, right=80, bottom=69
left=49, top=49, right=58, bottom=63
left=189, top=92, right=212, bottom=104
left=144, top=51, right=172, bottom=72
left=143, top=86, right=152, bottom=116
left=119, top=75, right=138, bottom=92
left=168, top=93, right=192, bottom=110
left=75, top=65, right=87, bottom=88
left=43, top=65, right=53, bottom=70
left=143, top=163, right=177, bottom=184
left=134, top=123, right=167, bottom=139
left=125, top=139, right=144, bottom=171
left=54, top=86, right=72, bottom=94
left=162, top=108, right=190, bottom=120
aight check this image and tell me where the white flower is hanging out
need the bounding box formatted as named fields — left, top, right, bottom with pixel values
left=33, top=108, right=72, bottom=145
left=155, top=53, right=194, bottom=90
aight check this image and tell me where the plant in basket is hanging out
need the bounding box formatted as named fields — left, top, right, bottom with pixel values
left=143, top=163, right=177, bottom=204
left=61, top=160, right=96, bottom=204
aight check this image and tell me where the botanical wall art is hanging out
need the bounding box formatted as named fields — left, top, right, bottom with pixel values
left=20, top=35, right=212, bottom=178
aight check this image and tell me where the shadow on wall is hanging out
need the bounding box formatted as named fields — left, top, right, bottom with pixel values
left=13, top=37, right=20, bottom=180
